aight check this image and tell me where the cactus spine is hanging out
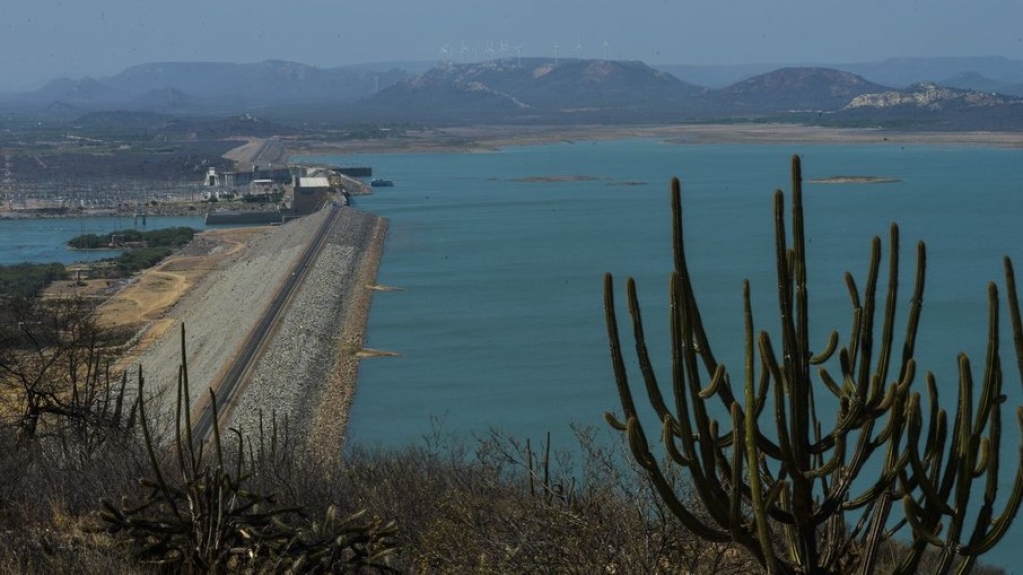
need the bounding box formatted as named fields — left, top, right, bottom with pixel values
left=604, top=155, right=1023, bottom=575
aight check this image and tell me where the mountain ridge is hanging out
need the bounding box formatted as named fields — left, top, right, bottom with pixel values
left=2, top=57, right=1023, bottom=130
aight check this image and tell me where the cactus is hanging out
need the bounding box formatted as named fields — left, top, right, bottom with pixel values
left=101, top=324, right=397, bottom=574
left=604, top=155, right=1023, bottom=575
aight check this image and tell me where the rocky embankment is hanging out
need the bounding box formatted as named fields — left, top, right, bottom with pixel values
left=230, top=210, right=387, bottom=460
left=127, top=207, right=386, bottom=458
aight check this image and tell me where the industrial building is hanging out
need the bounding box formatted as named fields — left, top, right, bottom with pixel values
left=292, top=176, right=332, bottom=214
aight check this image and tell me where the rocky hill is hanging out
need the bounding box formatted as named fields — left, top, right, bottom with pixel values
left=351, top=58, right=705, bottom=124
left=832, top=82, right=1023, bottom=130
left=708, top=67, right=890, bottom=113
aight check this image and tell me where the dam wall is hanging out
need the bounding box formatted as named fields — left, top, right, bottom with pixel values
left=205, top=210, right=284, bottom=226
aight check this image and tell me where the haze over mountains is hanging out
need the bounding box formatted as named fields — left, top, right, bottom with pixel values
left=2, top=56, right=1022, bottom=130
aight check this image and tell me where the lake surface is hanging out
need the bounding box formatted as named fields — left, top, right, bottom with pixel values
left=0, top=215, right=210, bottom=265
left=302, top=139, right=1023, bottom=569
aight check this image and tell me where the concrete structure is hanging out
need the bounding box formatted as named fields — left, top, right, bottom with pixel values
left=292, top=176, right=331, bottom=215
left=213, top=165, right=294, bottom=188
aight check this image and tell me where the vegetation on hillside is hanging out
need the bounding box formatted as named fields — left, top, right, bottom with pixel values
left=63, top=226, right=196, bottom=279
left=0, top=262, right=68, bottom=299
left=68, top=226, right=196, bottom=250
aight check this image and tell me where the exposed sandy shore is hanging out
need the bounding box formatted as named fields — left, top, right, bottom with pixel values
left=288, top=123, right=1023, bottom=158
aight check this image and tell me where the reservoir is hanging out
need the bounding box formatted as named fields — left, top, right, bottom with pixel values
left=0, top=215, right=208, bottom=265
left=302, top=139, right=1023, bottom=569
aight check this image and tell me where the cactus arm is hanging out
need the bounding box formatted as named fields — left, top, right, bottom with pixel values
left=667, top=273, right=733, bottom=527
left=897, top=242, right=927, bottom=382
left=853, top=237, right=882, bottom=400
left=1005, top=257, right=1023, bottom=384
left=626, top=416, right=732, bottom=543
left=760, top=332, right=796, bottom=477
left=818, top=366, right=844, bottom=397
left=923, top=374, right=948, bottom=469
left=604, top=272, right=640, bottom=421
left=771, top=189, right=811, bottom=488
left=962, top=408, right=1023, bottom=556
left=873, top=224, right=901, bottom=395
left=662, top=415, right=692, bottom=467
left=947, top=356, right=979, bottom=546
left=730, top=402, right=746, bottom=538
left=675, top=276, right=735, bottom=523
left=845, top=273, right=863, bottom=369
left=178, top=324, right=201, bottom=474
left=603, top=411, right=627, bottom=431
left=670, top=177, right=720, bottom=375
left=136, top=367, right=185, bottom=525
left=697, top=364, right=727, bottom=400
left=972, top=283, right=1001, bottom=436
left=902, top=495, right=946, bottom=547
left=625, top=277, right=671, bottom=420
left=903, top=393, right=955, bottom=515
left=809, top=331, right=839, bottom=366
left=744, top=279, right=778, bottom=573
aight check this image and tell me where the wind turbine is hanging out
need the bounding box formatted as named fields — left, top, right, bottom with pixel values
left=485, top=41, right=496, bottom=61
left=515, top=44, right=523, bottom=67
left=460, top=40, right=468, bottom=63
left=554, top=41, right=559, bottom=65
left=499, top=40, right=509, bottom=63
left=575, top=37, right=583, bottom=60
left=602, top=38, right=611, bottom=61
left=439, top=44, right=451, bottom=65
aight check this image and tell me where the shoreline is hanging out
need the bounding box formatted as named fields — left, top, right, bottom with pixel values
left=311, top=215, right=389, bottom=459
left=289, top=123, right=1023, bottom=158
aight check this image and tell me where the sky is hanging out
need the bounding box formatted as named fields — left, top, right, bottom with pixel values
left=2, top=0, right=1022, bottom=91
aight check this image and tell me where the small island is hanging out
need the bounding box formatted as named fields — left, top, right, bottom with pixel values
left=809, top=176, right=903, bottom=184
left=513, top=175, right=600, bottom=183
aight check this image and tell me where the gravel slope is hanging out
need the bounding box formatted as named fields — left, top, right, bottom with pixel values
left=126, top=207, right=386, bottom=455
left=229, top=209, right=387, bottom=459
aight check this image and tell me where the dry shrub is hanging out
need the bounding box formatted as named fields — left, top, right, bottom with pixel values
left=338, top=425, right=753, bottom=575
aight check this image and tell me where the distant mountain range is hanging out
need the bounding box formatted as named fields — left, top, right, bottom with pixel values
left=2, top=56, right=1022, bottom=130
left=659, top=56, right=1023, bottom=90
left=1, top=60, right=410, bottom=114
left=349, top=60, right=1023, bottom=128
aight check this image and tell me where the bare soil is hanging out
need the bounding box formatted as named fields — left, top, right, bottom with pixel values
left=46, top=226, right=273, bottom=347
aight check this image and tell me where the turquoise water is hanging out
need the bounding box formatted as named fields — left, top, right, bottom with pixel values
left=310, top=141, right=1023, bottom=444
left=303, top=139, right=1023, bottom=569
left=0, top=215, right=209, bottom=265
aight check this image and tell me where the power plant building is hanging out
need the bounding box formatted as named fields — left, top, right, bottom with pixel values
left=206, top=167, right=295, bottom=188
left=292, top=176, right=331, bottom=214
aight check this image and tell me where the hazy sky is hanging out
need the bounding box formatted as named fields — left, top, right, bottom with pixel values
left=3, top=0, right=1022, bottom=90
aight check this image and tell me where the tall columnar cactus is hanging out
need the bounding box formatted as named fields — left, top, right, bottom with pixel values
left=604, top=155, right=1023, bottom=575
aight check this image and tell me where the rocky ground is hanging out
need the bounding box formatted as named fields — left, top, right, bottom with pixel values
left=229, top=210, right=387, bottom=462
